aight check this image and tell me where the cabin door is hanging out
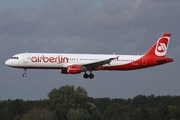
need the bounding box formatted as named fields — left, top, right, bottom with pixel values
left=142, top=57, right=147, bottom=65
left=23, top=53, right=28, bottom=63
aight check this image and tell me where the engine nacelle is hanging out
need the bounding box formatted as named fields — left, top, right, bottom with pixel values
left=60, top=65, right=83, bottom=74
left=61, top=69, right=68, bottom=74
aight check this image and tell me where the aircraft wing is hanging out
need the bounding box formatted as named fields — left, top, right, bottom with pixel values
left=81, top=56, right=119, bottom=70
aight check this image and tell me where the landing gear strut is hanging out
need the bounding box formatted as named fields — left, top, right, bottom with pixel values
left=22, top=69, right=27, bottom=77
left=83, top=71, right=94, bottom=79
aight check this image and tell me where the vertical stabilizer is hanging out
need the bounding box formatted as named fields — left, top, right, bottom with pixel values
left=144, top=33, right=171, bottom=57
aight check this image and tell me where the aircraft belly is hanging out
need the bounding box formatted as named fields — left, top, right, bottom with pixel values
left=30, top=62, right=65, bottom=69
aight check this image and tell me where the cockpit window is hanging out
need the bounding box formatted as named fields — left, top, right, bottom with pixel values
left=11, top=57, right=19, bottom=59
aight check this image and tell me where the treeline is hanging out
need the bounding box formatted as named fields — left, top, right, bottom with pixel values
left=0, top=85, right=180, bottom=120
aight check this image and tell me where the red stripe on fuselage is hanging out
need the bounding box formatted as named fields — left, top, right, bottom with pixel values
left=98, top=56, right=173, bottom=70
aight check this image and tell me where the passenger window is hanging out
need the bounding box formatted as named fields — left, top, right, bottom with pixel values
left=11, top=57, right=18, bottom=59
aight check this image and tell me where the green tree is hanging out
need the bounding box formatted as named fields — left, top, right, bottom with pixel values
left=154, top=105, right=171, bottom=120
left=130, top=107, right=150, bottom=120
left=86, top=102, right=101, bottom=120
left=0, top=99, right=26, bottom=120
left=132, top=95, right=147, bottom=107
left=48, top=85, right=88, bottom=120
left=139, top=107, right=150, bottom=120
left=131, top=108, right=140, bottom=120
left=92, top=98, right=110, bottom=114
left=20, top=108, right=58, bottom=120
left=169, top=105, right=180, bottom=120
left=67, top=108, right=92, bottom=120
left=103, top=103, right=129, bottom=120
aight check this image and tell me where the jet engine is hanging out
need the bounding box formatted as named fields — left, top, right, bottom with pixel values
left=60, top=65, right=83, bottom=74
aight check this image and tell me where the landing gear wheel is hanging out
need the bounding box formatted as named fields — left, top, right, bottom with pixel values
left=22, top=74, right=26, bottom=77
left=83, top=73, right=89, bottom=79
left=22, top=68, right=27, bottom=77
left=89, top=74, right=94, bottom=79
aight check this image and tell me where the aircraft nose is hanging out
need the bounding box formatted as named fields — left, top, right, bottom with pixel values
left=5, top=59, right=12, bottom=66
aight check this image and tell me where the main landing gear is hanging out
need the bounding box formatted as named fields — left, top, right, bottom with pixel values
left=83, top=72, right=94, bottom=79
left=22, top=69, right=27, bottom=77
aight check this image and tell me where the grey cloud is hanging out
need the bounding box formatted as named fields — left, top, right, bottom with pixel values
left=0, top=0, right=180, bottom=100
left=1, top=0, right=179, bottom=53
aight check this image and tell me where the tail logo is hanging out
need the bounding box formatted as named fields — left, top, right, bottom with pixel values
left=155, top=37, right=169, bottom=56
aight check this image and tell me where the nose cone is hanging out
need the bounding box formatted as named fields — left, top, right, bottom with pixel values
left=5, top=59, right=12, bottom=66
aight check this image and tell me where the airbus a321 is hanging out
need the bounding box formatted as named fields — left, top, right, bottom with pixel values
left=5, top=33, right=173, bottom=79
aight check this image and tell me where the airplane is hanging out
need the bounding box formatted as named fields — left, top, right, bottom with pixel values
left=5, top=33, right=173, bottom=79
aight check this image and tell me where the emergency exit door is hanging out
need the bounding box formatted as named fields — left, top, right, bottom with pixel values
left=142, top=57, right=147, bottom=65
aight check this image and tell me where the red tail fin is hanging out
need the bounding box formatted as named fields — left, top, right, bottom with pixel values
left=144, top=33, right=171, bottom=57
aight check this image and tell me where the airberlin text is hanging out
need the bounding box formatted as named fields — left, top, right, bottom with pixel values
left=31, top=55, right=69, bottom=63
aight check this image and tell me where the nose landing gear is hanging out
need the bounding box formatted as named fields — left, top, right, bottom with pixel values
left=22, top=74, right=26, bottom=77
left=22, top=69, right=27, bottom=77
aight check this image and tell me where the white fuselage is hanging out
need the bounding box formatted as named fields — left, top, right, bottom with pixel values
left=5, top=53, right=142, bottom=69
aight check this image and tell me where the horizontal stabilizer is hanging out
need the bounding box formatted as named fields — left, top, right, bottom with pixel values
left=155, top=58, right=173, bottom=64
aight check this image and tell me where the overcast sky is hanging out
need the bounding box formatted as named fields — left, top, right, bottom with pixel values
left=1, top=0, right=180, bottom=100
